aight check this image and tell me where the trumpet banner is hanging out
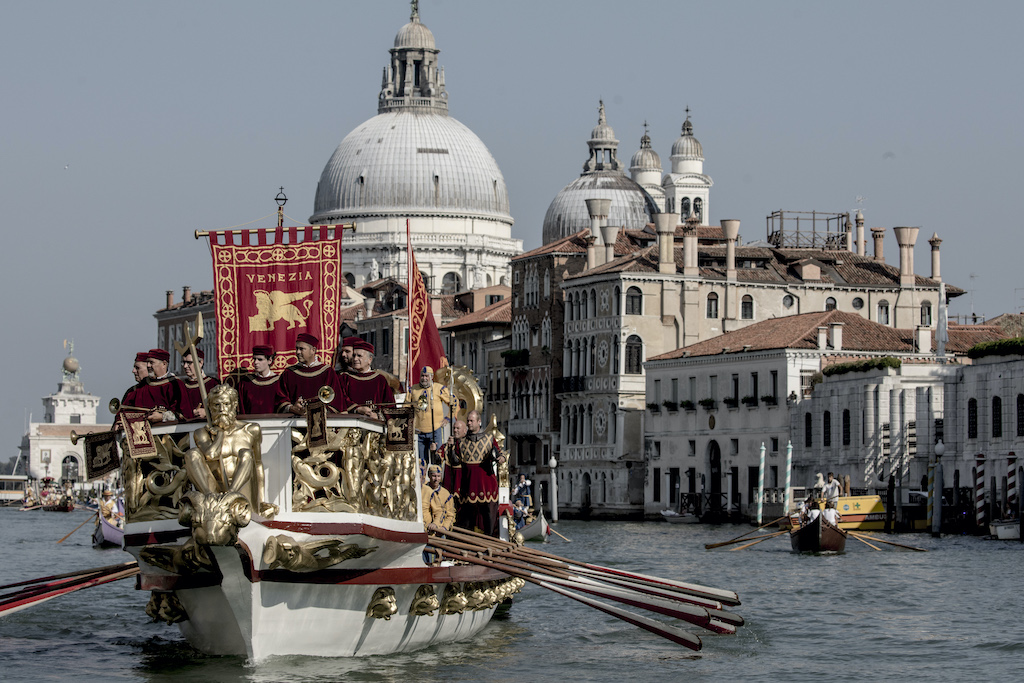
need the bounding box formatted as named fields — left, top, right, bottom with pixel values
left=211, top=235, right=342, bottom=377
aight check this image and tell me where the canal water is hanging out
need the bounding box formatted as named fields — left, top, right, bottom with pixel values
left=0, top=507, right=1020, bottom=682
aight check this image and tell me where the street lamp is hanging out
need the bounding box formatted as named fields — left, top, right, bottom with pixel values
left=548, top=455, right=558, bottom=522
left=932, top=439, right=945, bottom=536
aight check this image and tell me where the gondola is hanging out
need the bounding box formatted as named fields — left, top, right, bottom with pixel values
left=790, top=514, right=847, bottom=552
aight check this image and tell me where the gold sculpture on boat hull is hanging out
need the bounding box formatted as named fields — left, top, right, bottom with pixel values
left=410, top=585, right=439, bottom=616
left=366, top=587, right=398, bottom=620
left=440, top=582, right=468, bottom=615
left=145, top=591, right=188, bottom=624
left=262, top=534, right=378, bottom=571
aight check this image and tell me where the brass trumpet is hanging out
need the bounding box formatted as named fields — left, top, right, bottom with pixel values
left=108, top=398, right=148, bottom=414
left=70, top=430, right=82, bottom=445
left=317, top=385, right=336, bottom=404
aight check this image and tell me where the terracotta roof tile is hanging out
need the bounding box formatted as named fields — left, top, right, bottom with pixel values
left=440, top=298, right=511, bottom=330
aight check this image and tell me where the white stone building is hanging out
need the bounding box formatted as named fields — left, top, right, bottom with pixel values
left=19, top=351, right=109, bottom=487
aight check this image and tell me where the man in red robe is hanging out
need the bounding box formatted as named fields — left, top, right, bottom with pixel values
left=238, top=344, right=280, bottom=415
left=438, top=418, right=467, bottom=508
left=134, top=348, right=187, bottom=423
left=455, top=410, right=504, bottom=536
left=340, top=338, right=394, bottom=421
left=276, top=333, right=347, bottom=414
left=120, top=351, right=151, bottom=408
left=181, top=348, right=221, bottom=421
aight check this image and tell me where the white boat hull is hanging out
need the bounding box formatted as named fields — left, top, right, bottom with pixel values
left=989, top=519, right=1020, bottom=540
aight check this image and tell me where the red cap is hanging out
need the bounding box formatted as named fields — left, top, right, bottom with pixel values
left=252, top=344, right=274, bottom=357
left=341, top=336, right=361, bottom=348
left=351, top=338, right=374, bottom=354
left=134, top=352, right=149, bottom=363
left=147, top=348, right=170, bottom=362
left=296, top=333, right=319, bottom=347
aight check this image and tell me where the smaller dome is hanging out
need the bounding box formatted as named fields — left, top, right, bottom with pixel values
left=394, top=18, right=435, bottom=50
left=671, top=116, right=703, bottom=158
left=630, top=131, right=662, bottom=172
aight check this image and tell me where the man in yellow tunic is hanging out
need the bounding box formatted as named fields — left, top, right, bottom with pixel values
left=407, top=366, right=458, bottom=469
left=422, top=465, right=455, bottom=533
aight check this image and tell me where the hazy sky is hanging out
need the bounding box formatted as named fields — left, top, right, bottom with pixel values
left=3, top=1, right=1023, bottom=451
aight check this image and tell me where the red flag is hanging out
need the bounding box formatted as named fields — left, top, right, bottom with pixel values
left=210, top=235, right=343, bottom=377
left=407, top=223, right=447, bottom=384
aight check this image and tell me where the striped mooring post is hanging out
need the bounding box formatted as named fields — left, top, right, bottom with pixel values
left=1008, top=452, right=1017, bottom=513
left=756, top=442, right=766, bottom=524
left=975, top=455, right=986, bottom=528
left=783, top=441, right=793, bottom=514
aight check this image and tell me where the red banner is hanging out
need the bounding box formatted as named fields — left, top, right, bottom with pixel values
left=408, top=242, right=447, bottom=382
left=211, top=235, right=342, bottom=377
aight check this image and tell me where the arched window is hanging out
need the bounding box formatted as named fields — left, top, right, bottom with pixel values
left=706, top=292, right=719, bottom=319
left=921, top=302, right=933, bottom=326
left=967, top=398, right=978, bottom=439
left=693, top=198, right=703, bottom=222
left=741, top=295, right=754, bottom=320
left=589, top=289, right=597, bottom=318
left=992, top=396, right=1003, bottom=438
left=823, top=411, right=832, bottom=447
left=877, top=300, right=890, bottom=325
left=626, top=287, right=643, bottom=315
left=613, top=287, right=620, bottom=316
left=842, top=409, right=851, bottom=446
left=61, top=455, right=80, bottom=483
left=589, top=338, right=596, bottom=375
left=825, top=297, right=837, bottom=311
left=442, top=272, right=461, bottom=294
left=804, top=413, right=813, bottom=447
left=680, top=197, right=691, bottom=218
left=1018, top=394, right=1024, bottom=437
left=343, top=272, right=355, bottom=288
left=625, top=335, right=643, bottom=375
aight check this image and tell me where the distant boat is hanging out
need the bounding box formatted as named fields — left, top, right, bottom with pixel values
left=0, top=474, right=29, bottom=507
left=989, top=519, right=1020, bottom=540
left=660, top=509, right=699, bottom=524
left=93, top=499, right=125, bottom=548
left=836, top=495, right=886, bottom=531
left=790, top=515, right=847, bottom=553
left=519, top=508, right=550, bottom=541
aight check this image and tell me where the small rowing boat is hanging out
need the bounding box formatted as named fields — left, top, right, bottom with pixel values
left=660, top=509, right=699, bottom=524
left=519, top=508, right=550, bottom=541
left=790, top=515, right=847, bottom=553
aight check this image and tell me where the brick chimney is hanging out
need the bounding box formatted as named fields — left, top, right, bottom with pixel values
left=829, top=322, right=844, bottom=351
left=585, top=198, right=611, bottom=269
left=683, top=214, right=699, bottom=276
left=182, top=285, right=192, bottom=304
left=165, top=290, right=174, bottom=309
left=856, top=210, right=866, bottom=256
left=871, top=227, right=885, bottom=262
left=916, top=325, right=932, bottom=354
left=893, top=226, right=920, bottom=287
left=817, top=326, right=828, bottom=351
left=929, top=232, right=942, bottom=282
left=721, top=220, right=740, bottom=281
left=653, top=212, right=680, bottom=275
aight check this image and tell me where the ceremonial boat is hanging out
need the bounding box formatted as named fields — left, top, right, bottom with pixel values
left=120, top=395, right=519, bottom=661
left=39, top=478, right=74, bottom=512
left=790, top=515, right=847, bottom=553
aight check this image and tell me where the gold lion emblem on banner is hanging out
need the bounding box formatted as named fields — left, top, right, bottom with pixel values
left=249, top=289, right=314, bottom=331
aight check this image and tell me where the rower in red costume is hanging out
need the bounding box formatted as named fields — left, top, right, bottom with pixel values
left=455, top=410, right=505, bottom=537
left=340, top=338, right=395, bottom=420
left=120, top=351, right=151, bottom=408
left=275, top=333, right=347, bottom=414
left=181, top=347, right=220, bottom=421
left=133, top=348, right=187, bottom=423
left=238, top=344, right=280, bottom=415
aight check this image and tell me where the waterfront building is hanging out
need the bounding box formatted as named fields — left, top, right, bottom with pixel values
left=18, top=348, right=108, bottom=486
left=646, top=312, right=1004, bottom=519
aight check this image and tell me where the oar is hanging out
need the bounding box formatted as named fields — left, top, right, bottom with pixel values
left=57, top=512, right=98, bottom=544
left=431, top=539, right=739, bottom=630
left=444, top=526, right=741, bottom=606
left=432, top=547, right=703, bottom=650
left=704, top=516, right=788, bottom=549
left=548, top=526, right=572, bottom=543
left=848, top=531, right=927, bottom=552
left=728, top=529, right=789, bottom=551
left=0, top=562, right=138, bottom=593
left=19, top=505, right=42, bottom=512
left=0, top=564, right=139, bottom=616
left=848, top=533, right=882, bottom=551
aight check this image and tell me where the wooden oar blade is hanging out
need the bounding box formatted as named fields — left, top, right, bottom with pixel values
left=536, top=579, right=703, bottom=651
left=0, top=566, right=138, bottom=616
